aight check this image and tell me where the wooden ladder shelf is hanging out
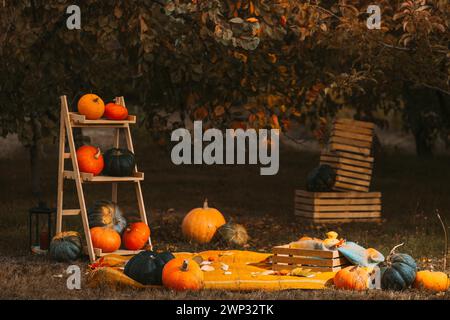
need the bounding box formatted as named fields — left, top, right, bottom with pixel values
left=56, top=95, right=152, bottom=262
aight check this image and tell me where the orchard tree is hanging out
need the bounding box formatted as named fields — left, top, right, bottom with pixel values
left=0, top=0, right=449, bottom=197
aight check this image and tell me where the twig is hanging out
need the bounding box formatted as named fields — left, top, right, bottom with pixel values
left=436, top=210, right=448, bottom=271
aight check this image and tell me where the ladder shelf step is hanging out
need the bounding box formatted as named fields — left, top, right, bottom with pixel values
left=63, top=171, right=144, bottom=182
left=69, top=112, right=136, bottom=126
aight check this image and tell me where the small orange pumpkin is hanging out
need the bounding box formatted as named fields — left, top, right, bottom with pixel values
left=77, top=94, right=105, bottom=120
left=90, top=227, right=121, bottom=253
left=334, top=266, right=370, bottom=291
left=182, top=199, right=226, bottom=243
left=162, top=258, right=204, bottom=291
left=122, top=222, right=150, bottom=250
left=104, top=103, right=129, bottom=120
left=413, top=270, right=449, bottom=292
left=76, top=145, right=104, bottom=176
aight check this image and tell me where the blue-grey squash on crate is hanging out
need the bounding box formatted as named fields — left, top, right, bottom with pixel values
left=381, top=243, right=417, bottom=291
left=49, top=231, right=83, bottom=262
left=306, top=164, right=336, bottom=192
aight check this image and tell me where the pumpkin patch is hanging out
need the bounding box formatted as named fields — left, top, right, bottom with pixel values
left=381, top=244, right=417, bottom=291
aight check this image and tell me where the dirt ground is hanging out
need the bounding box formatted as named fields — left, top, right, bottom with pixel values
left=0, top=129, right=449, bottom=300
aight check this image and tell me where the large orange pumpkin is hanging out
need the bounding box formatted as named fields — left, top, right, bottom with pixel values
left=104, top=103, right=129, bottom=120
left=413, top=270, right=449, bottom=292
left=122, top=222, right=150, bottom=250
left=334, top=266, right=370, bottom=291
left=77, top=94, right=105, bottom=120
left=76, top=145, right=104, bottom=176
left=162, top=258, right=204, bottom=291
left=182, top=199, right=226, bottom=243
left=90, top=227, right=121, bottom=253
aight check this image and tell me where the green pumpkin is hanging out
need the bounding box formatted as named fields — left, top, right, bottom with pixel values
left=49, top=231, right=82, bottom=262
left=215, top=221, right=249, bottom=247
left=381, top=244, right=417, bottom=291
left=306, top=164, right=336, bottom=192
left=88, top=200, right=127, bottom=234
left=124, top=251, right=175, bottom=285
left=103, top=148, right=136, bottom=177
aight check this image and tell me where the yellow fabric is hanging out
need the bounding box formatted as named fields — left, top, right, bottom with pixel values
left=87, top=250, right=336, bottom=291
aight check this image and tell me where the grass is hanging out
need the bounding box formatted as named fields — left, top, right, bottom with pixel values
left=0, top=133, right=449, bottom=299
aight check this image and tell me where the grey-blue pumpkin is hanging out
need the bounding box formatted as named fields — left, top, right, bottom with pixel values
left=381, top=244, right=417, bottom=291
left=88, top=200, right=127, bottom=234
left=49, top=231, right=83, bottom=262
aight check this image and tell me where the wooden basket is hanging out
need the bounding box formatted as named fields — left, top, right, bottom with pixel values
left=272, top=245, right=350, bottom=272
left=320, top=150, right=374, bottom=192
left=329, top=119, right=374, bottom=156
left=294, top=190, right=382, bottom=223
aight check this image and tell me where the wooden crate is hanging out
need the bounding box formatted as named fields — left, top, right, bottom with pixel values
left=294, top=190, right=382, bottom=223
left=329, top=119, right=374, bottom=157
left=320, top=150, right=374, bottom=192
left=272, top=245, right=350, bottom=272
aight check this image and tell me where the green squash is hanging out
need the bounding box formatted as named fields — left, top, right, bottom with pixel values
left=306, top=164, right=336, bottom=192
left=49, top=231, right=82, bottom=262
left=103, top=148, right=136, bottom=177
left=381, top=244, right=417, bottom=291
left=124, top=251, right=175, bottom=285
left=88, top=200, right=127, bottom=234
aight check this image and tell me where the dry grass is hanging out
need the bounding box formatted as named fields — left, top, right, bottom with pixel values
left=0, top=133, right=449, bottom=299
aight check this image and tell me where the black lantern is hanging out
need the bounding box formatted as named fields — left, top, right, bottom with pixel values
left=29, top=201, right=55, bottom=254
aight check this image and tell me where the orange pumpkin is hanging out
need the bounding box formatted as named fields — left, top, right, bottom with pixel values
left=162, top=258, right=204, bottom=291
left=182, top=199, right=226, bottom=243
left=90, top=227, right=121, bottom=253
left=334, top=266, right=370, bottom=291
left=104, top=103, right=129, bottom=120
left=76, top=145, right=104, bottom=176
left=413, top=270, right=449, bottom=292
left=77, top=94, right=105, bottom=120
left=122, top=222, right=150, bottom=250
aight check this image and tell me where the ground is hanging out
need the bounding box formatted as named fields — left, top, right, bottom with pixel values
left=0, top=130, right=449, bottom=299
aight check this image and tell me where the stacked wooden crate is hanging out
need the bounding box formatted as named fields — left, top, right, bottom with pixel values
left=295, top=118, right=382, bottom=223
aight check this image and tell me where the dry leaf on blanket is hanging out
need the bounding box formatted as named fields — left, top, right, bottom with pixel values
left=201, top=265, right=215, bottom=272
left=220, top=263, right=229, bottom=271
left=224, top=271, right=232, bottom=275
left=289, top=268, right=316, bottom=278
left=200, top=261, right=213, bottom=266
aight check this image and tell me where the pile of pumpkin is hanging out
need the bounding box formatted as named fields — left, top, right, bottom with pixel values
left=334, top=243, right=449, bottom=293
left=75, top=94, right=137, bottom=178
left=50, top=201, right=151, bottom=258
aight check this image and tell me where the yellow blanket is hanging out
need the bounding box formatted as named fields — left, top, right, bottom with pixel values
left=87, top=250, right=335, bottom=291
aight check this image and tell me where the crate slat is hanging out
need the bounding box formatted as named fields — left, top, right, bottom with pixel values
left=295, top=197, right=381, bottom=205
left=295, top=190, right=381, bottom=198
left=333, top=123, right=374, bottom=136
left=334, top=118, right=375, bottom=129
left=330, top=136, right=372, bottom=149
left=272, top=245, right=350, bottom=272
left=333, top=182, right=369, bottom=192
left=330, top=143, right=371, bottom=156
left=295, top=210, right=381, bottom=218
left=332, top=130, right=374, bottom=142
left=272, top=255, right=348, bottom=267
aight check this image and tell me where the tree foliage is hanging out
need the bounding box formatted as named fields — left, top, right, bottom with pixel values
left=0, top=0, right=449, bottom=153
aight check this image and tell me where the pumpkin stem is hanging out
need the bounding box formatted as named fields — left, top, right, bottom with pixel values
left=203, top=199, right=209, bottom=209
left=94, top=148, right=101, bottom=159
left=181, top=260, right=189, bottom=272
left=387, top=243, right=404, bottom=265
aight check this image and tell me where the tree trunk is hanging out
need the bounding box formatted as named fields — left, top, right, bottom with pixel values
left=413, top=127, right=433, bottom=157
left=30, top=112, right=44, bottom=200
left=29, top=142, right=43, bottom=200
